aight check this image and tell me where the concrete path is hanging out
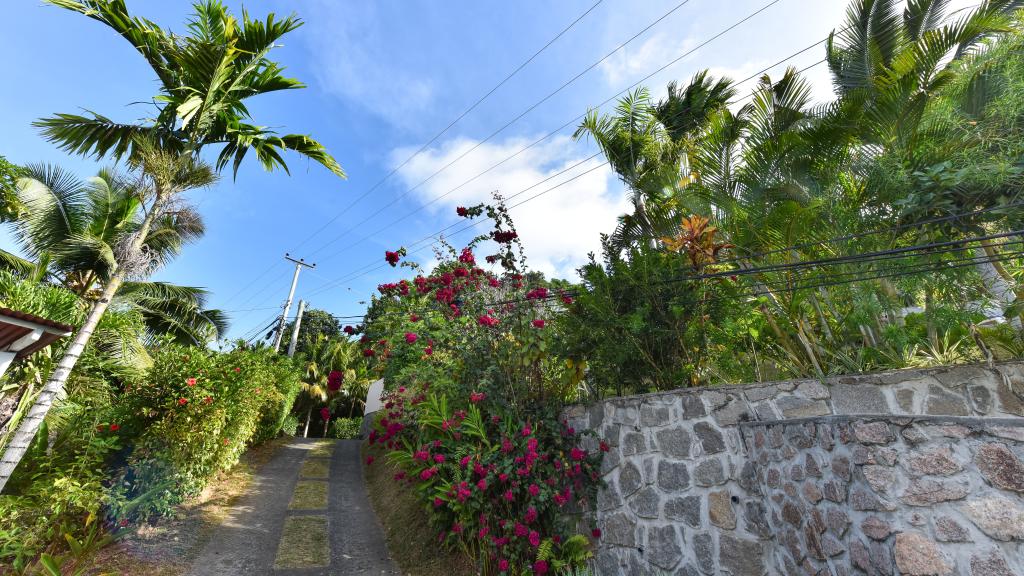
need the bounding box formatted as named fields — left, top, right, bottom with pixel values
left=188, top=439, right=399, bottom=576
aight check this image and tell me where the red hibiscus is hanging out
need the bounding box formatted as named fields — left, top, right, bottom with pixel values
left=177, top=397, right=188, bottom=406
left=532, top=319, right=546, bottom=329
left=186, top=377, right=197, bottom=387
left=109, top=423, right=120, bottom=432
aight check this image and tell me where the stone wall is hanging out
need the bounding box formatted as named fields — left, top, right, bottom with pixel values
left=744, top=416, right=1024, bottom=575
left=562, top=361, right=1024, bottom=575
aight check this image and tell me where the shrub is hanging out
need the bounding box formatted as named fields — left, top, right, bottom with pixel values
left=369, top=391, right=601, bottom=574
left=108, top=343, right=301, bottom=520
left=280, top=413, right=301, bottom=437
left=329, top=417, right=362, bottom=439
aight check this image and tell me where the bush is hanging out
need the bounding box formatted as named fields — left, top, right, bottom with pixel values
left=329, top=417, right=361, bottom=439
left=280, top=413, right=301, bottom=437
left=108, top=343, right=302, bottom=520
left=369, top=391, right=602, bottom=574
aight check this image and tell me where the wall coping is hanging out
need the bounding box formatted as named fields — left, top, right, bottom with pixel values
left=737, top=414, right=1024, bottom=429
left=582, top=359, right=1022, bottom=406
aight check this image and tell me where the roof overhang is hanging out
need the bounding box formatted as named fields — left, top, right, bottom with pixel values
left=0, top=308, right=74, bottom=359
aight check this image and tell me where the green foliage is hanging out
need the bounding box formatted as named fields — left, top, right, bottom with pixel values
left=107, top=343, right=301, bottom=521
left=0, top=154, right=27, bottom=222
left=328, top=417, right=361, bottom=439
left=281, top=308, right=342, bottom=355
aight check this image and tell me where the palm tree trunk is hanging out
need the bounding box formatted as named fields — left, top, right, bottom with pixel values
left=974, top=246, right=1021, bottom=328
left=0, top=194, right=167, bottom=493
left=303, top=406, right=312, bottom=438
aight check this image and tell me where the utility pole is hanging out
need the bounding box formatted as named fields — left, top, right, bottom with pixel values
left=272, top=254, right=315, bottom=353
left=287, top=300, right=306, bottom=357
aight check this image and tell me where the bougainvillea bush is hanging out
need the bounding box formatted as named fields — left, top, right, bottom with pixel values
left=360, top=200, right=603, bottom=574
left=107, top=343, right=301, bottom=520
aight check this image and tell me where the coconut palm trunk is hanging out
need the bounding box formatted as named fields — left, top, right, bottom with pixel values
left=975, top=246, right=1021, bottom=329
left=0, top=195, right=166, bottom=492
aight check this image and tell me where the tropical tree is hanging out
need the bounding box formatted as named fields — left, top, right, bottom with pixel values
left=0, top=0, right=345, bottom=491
left=294, top=335, right=367, bottom=437
left=826, top=0, right=1024, bottom=321
left=573, top=72, right=735, bottom=251
left=0, top=155, right=26, bottom=223
left=1, top=165, right=227, bottom=344
left=280, top=308, right=343, bottom=356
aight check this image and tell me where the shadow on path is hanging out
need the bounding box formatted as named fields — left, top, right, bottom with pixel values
left=188, top=438, right=398, bottom=576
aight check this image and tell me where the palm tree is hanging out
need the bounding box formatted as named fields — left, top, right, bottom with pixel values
left=0, top=0, right=345, bottom=491
left=295, top=335, right=367, bottom=437
left=1, top=165, right=227, bottom=344
left=826, top=0, right=1023, bottom=321
left=574, top=73, right=735, bottom=252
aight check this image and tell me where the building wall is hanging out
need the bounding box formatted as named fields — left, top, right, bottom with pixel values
left=562, top=361, right=1024, bottom=575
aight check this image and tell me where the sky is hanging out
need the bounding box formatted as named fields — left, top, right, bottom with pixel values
left=0, top=0, right=975, bottom=342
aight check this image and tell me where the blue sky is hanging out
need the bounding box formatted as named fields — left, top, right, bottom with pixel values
left=1, top=0, right=972, bottom=342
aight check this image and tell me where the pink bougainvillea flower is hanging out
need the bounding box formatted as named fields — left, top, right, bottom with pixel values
left=385, top=250, right=401, bottom=266
left=528, top=484, right=540, bottom=497
left=492, top=230, right=518, bottom=243
left=433, top=497, right=444, bottom=507
left=469, top=391, right=486, bottom=403
left=514, top=523, right=528, bottom=537
left=503, top=490, right=514, bottom=502
left=599, top=441, right=610, bottom=452
left=498, top=558, right=509, bottom=572
left=532, top=319, right=546, bottom=329
left=460, top=455, right=472, bottom=468
left=424, top=346, right=433, bottom=356
left=525, top=287, right=549, bottom=300
left=571, top=447, right=587, bottom=461
left=366, top=456, right=375, bottom=465
left=363, top=349, right=376, bottom=357
left=533, top=560, right=549, bottom=574
left=405, top=332, right=418, bottom=344
left=477, top=314, right=499, bottom=327
left=186, top=377, right=197, bottom=387
left=320, top=407, right=331, bottom=421
left=204, top=396, right=213, bottom=404
left=234, top=367, right=241, bottom=373
left=410, top=313, right=419, bottom=322
left=434, top=454, right=446, bottom=463
left=456, top=206, right=468, bottom=217
left=592, top=528, right=602, bottom=538
left=524, top=507, right=537, bottom=523
left=458, top=248, right=475, bottom=265
left=178, top=397, right=188, bottom=406
left=521, top=424, right=532, bottom=437
left=344, top=325, right=355, bottom=335
left=528, top=530, right=541, bottom=548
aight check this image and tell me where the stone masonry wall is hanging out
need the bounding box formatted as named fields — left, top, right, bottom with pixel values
left=562, top=361, right=1024, bottom=575
left=743, top=416, right=1024, bottom=575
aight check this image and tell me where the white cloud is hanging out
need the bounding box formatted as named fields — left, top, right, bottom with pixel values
left=299, top=0, right=435, bottom=128
left=391, top=136, right=629, bottom=279
left=600, top=32, right=697, bottom=89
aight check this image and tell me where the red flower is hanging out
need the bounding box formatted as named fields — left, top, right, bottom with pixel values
left=599, top=441, right=610, bottom=452
left=204, top=396, right=213, bottom=404
left=503, top=490, right=514, bottom=502
left=328, top=370, right=344, bottom=392
left=528, top=531, right=540, bottom=548
left=405, top=332, right=418, bottom=344
left=533, top=559, right=548, bottom=574
left=186, top=377, right=197, bottom=387
left=109, top=423, right=120, bottom=432
left=525, top=287, right=549, bottom=300
left=591, top=528, right=602, bottom=538
left=524, top=507, right=537, bottom=523
left=424, top=346, right=433, bottom=356
left=571, top=447, right=587, bottom=461
left=433, top=497, right=444, bottom=507
left=385, top=250, right=401, bottom=266
left=344, top=325, right=355, bottom=335
left=469, top=391, right=486, bottom=403
left=434, top=454, right=446, bottom=463
left=458, top=248, right=475, bottom=265
left=363, top=349, right=376, bottom=357
left=366, top=456, right=375, bottom=465
left=492, top=230, right=518, bottom=243
left=498, top=559, right=509, bottom=572
left=528, top=484, right=540, bottom=497
left=118, top=519, right=129, bottom=528
left=233, top=367, right=241, bottom=373
left=320, top=407, right=331, bottom=421
left=532, top=319, right=546, bottom=329
left=410, top=314, right=419, bottom=322
left=456, top=206, right=468, bottom=217
left=223, top=438, right=230, bottom=445
left=178, top=397, right=188, bottom=406
left=478, top=314, right=499, bottom=327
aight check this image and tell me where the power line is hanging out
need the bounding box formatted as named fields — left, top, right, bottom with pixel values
left=287, top=0, right=606, bottom=256
left=275, top=0, right=790, bottom=302
left=303, top=0, right=784, bottom=265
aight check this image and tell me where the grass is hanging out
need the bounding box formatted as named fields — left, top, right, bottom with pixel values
left=273, top=516, right=329, bottom=569
left=362, top=443, right=476, bottom=576
left=289, top=480, right=328, bottom=510
left=309, top=441, right=335, bottom=458
left=84, top=437, right=289, bottom=575
left=300, top=457, right=330, bottom=479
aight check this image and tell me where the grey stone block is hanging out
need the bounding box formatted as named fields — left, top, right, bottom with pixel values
left=831, top=383, right=890, bottom=414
